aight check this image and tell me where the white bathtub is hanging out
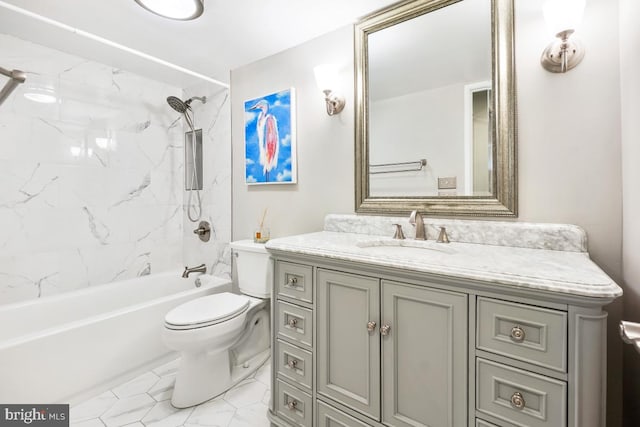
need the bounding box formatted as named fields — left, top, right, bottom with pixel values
left=0, top=270, right=231, bottom=404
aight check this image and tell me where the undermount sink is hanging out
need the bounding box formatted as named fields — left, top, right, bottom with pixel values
left=355, top=238, right=455, bottom=256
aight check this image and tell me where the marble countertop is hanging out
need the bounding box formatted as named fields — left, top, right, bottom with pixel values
left=266, top=231, right=622, bottom=299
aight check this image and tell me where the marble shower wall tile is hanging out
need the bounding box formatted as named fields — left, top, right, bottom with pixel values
left=182, top=85, right=232, bottom=281
left=0, top=34, right=185, bottom=305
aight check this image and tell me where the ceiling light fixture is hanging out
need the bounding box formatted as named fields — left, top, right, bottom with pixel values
left=134, top=0, right=204, bottom=21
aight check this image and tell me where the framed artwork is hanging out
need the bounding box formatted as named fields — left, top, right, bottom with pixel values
left=244, top=88, right=297, bottom=184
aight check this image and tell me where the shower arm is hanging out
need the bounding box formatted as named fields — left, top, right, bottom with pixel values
left=0, top=67, right=26, bottom=106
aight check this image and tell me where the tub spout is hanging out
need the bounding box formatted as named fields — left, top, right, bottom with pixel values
left=182, top=264, right=206, bottom=278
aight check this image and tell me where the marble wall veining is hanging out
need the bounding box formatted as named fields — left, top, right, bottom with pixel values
left=0, top=34, right=187, bottom=304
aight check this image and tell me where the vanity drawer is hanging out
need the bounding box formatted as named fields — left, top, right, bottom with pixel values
left=476, top=358, right=567, bottom=427
left=477, top=297, right=567, bottom=372
left=276, top=300, right=313, bottom=349
left=276, top=261, right=313, bottom=303
left=276, top=339, right=312, bottom=390
left=476, top=419, right=499, bottom=427
left=317, top=400, right=370, bottom=427
left=276, top=379, right=313, bottom=427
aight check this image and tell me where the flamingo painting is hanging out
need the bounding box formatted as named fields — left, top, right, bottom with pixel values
left=249, top=99, right=279, bottom=182
left=244, top=89, right=296, bottom=184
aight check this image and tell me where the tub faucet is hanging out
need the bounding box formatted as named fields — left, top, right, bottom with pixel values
left=182, top=264, right=206, bottom=278
left=409, top=210, right=426, bottom=240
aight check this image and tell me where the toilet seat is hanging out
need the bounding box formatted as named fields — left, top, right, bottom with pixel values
left=165, top=292, right=250, bottom=330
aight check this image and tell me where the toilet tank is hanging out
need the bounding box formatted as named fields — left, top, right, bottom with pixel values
left=230, top=240, right=272, bottom=298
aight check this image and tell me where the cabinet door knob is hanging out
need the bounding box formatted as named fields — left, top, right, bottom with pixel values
left=510, top=326, right=526, bottom=342
left=287, top=277, right=298, bottom=286
left=511, top=392, right=526, bottom=409
left=287, top=400, right=298, bottom=410
left=288, top=318, right=298, bottom=327
left=367, top=321, right=377, bottom=332
left=287, top=359, right=298, bottom=369
left=380, top=324, right=391, bottom=336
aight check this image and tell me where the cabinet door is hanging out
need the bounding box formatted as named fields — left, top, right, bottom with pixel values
left=317, top=269, right=380, bottom=420
left=381, top=280, right=467, bottom=427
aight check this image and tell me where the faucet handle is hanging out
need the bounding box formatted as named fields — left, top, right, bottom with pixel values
left=436, top=226, right=450, bottom=243
left=392, top=224, right=405, bottom=240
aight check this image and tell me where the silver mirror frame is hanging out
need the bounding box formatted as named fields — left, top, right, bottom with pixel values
left=355, top=0, right=517, bottom=217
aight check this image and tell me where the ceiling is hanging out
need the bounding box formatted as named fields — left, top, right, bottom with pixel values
left=0, top=0, right=398, bottom=89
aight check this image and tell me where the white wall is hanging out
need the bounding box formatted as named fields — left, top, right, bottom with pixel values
left=0, top=34, right=184, bottom=305
left=231, top=1, right=625, bottom=423
left=231, top=26, right=355, bottom=241
left=620, top=0, right=640, bottom=425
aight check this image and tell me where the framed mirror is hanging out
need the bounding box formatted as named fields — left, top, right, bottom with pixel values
left=355, top=0, right=516, bottom=217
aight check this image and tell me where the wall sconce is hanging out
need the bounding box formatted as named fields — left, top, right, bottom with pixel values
left=541, top=0, right=586, bottom=73
left=313, top=64, right=345, bottom=116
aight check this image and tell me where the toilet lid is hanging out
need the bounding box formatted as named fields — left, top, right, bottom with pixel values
left=165, top=292, right=250, bottom=329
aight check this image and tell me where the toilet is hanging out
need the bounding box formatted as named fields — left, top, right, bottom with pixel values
left=163, top=240, right=271, bottom=408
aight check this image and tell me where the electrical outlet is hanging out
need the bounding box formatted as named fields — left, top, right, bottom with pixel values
left=438, top=177, right=457, bottom=190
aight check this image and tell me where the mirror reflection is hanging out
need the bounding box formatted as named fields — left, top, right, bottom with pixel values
left=367, top=0, right=492, bottom=197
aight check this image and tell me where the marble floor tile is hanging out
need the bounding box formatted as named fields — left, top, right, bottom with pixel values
left=148, top=375, right=176, bottom=402
left=72, top=419, right=106, bottom=427
left=141, top=400, right=193, bottom=427
left=184, top=397, right=236, bottom=427
left=223, top=379, right=268, bottom=409
left=112, top=371, right=160, bottom=399
left=71, top=391, right=119, bottom=422
left=101, top=394, right=156, bottom=427
left=71, top=357, right=270, bottom=427
left=152, top=358, right=180, bottom=377
left=228, top=402, right=271, bottom=427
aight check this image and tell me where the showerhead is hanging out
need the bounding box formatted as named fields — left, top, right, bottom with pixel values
left=167, top=96, right=189, bottom=113
left=166, top=95, right=207, bottom=114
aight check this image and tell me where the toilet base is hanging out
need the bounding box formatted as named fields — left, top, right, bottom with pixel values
left=170, top=348, right=270, bottom=408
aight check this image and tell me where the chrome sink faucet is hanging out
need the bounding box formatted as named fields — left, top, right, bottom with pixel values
left=408, top=210, right=426, bottom=240
left=182, top=263, right=206, bottom=278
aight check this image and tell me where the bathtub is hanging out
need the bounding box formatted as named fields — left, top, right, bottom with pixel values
left=0, top=270, right=231, bottom=404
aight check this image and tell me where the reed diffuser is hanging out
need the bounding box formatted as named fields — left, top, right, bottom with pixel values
left=254, top=208, right=270, bottom=243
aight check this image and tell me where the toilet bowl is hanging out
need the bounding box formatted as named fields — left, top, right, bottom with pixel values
left=163, top=240, right=271, bottom=408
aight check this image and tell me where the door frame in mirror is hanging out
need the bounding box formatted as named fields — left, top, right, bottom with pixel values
left=355, top=0, right=517, bottom=217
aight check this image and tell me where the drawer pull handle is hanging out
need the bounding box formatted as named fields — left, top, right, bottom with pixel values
left=287, top=359, right=298, bottom=369
left=511, top=392, right=526, bottom=409
left=367, top=321, right=377, bottom=332
left=380, top=324, right=391, bottom=336
left=286, top=277, right=298, bottom=286
left=510, top=326, right=526, bottom=342
left=288, top=318, right=298, bottom=327
left=287, top=400, right=298, bottom=410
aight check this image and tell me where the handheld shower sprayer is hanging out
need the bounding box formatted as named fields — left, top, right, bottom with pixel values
left=167, top=94, right=207, bottom=223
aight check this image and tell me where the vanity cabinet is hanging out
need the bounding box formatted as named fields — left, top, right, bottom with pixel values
left=316, top=269, right=467, bottom=426
left=268, top=245, right=614, bottom=427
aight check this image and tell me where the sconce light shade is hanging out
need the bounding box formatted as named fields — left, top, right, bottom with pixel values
left=313, top=64, right=345, bottom=116
left=543, top=0, right=585, bottom=36
left=541, top=0, right=586, bottom=73
left=135, top=0, right=204, bottom=20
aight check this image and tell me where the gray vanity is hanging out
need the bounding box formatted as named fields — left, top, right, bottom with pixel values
left=265, top=214, right=622, bottom=427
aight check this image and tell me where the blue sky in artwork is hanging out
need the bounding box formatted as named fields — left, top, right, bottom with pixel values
left=244, top=89, right=294, bottom=183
